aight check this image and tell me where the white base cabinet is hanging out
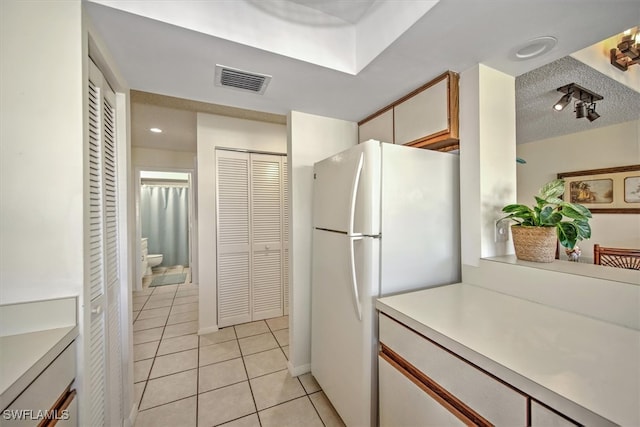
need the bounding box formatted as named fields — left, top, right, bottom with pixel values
left=379, top=313, right=583, bottom=427
left=379, top=314, right=526, bottom=426
left=3, top=342, right=76, bottom=426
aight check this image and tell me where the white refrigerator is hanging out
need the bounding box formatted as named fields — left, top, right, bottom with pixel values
left=311, top=139, right=461, bottom=427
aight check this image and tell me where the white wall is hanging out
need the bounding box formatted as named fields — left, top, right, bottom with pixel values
left=463, top=260, right=640, bottom=330
left=140, top=171, right=189, bottom=181
left=459, top=64, right=517, bottom=269
left=0, top=0, right=85, bottom=304
left=517, top=119, right=640, bottom=258
left=132, top=147, right=196, bottom=170
left=459, top=67, right=639, bottom=336
left=287, top=111, right=357, bottom=375
left=2, top=3, right=137, bottom=426
left=196, top=113, right=287, bottom=334
left=572, top=36, right=640, bottom=94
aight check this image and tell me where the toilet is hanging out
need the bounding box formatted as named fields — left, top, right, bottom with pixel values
left=146, top=254, right=163, bottom=275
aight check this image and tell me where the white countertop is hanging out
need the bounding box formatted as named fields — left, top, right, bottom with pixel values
left=0, top=326, right=78, bottom=410
left=376, top=283, right=640, bottom=426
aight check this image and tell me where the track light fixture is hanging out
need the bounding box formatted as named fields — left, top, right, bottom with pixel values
left=610, top=28, right=639, bottom=72
left=553, top=83, right=602, bottom=122
left=586, top=103, right=600, bottom=122
left=553, top=92, right=573, bottom=111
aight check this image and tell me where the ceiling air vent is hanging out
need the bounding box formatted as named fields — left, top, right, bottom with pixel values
left=215, top=65, right=272, bottom=95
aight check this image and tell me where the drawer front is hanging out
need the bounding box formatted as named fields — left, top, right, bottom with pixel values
left=4, top=343, right=76, bottom=426
left=379, top=315, right=527, bottom=426
left=531, top=401, right=580, bottom=427
left=48, top=390, right=77, bottom=427
left=379, top=355, right=467, bottom=427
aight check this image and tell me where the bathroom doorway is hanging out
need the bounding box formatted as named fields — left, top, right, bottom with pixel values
left=135, top=168, right=197, bottom=290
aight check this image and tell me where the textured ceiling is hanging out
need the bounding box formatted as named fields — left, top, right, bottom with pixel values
left=516, top=56, right=640, bottom=144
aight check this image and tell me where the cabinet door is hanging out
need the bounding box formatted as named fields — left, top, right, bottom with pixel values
left=379, top=355, right=468, bottom=427
left=359, top=108, right=393, bottom=144
left=531, top=401, right=580, bottom=427
left=394, top=78, right=449, bottom=145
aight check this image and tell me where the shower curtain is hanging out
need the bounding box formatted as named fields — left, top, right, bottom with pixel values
left=141, top=184, right=189, bottom=267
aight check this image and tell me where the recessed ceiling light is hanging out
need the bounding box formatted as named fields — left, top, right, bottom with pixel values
left=150, top=127, right=162, bottom=133
left=513, top=36, right=557, bottom=60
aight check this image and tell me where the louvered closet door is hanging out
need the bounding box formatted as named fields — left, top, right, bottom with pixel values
left=216, top=151, right=252, bottom=327
left=251, top=154, right=283, bottom=320
left=282, top=158, right=289, bottom=314
left=87, top=60, right=107, bottom=427
left=86, top=59, right=123, bottom=427
left=102, top=83, right=123, bottom=427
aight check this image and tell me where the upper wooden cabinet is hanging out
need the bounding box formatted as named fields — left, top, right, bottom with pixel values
left=358, top=71, right=459, bottom=151
left=359, top=108, right=393, bottom=145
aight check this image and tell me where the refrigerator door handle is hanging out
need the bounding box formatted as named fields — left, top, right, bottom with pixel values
left=349, top=235, right=363, bottom=321
left=348, top=152, right=364, bottom=238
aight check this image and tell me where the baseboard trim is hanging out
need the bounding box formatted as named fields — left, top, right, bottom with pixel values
left=287, top=361, right=311, bottom=377
left=125, top=404, right=137, bottom=427
left=198, top=325, right=219, bottom=335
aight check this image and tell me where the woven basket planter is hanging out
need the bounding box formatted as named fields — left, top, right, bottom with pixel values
left=511, top=225, right=557, bottom=263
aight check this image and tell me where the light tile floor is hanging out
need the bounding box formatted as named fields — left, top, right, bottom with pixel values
left=132, top=268, right=344, bottom=427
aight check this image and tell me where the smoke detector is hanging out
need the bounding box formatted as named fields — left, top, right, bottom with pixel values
left=215, top=64, right=272, bottom=95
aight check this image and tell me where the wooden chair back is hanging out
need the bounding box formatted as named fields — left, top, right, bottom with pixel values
left=593, top=244, right=640, bottom=270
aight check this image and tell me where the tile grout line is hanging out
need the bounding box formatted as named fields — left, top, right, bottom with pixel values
left=308, top=393, right=328, bottom=427
left=265, top=317, right=329, bottom=426
left=135, top=294, right=319, bottom=425
left=237, top=323, right=263, bottom=427
left=133, top=270, right=190, bottom=417
left=138, top=394, right=198, bottom=413
left=136, top=280, right=196, bottom=416
left=138, top=284, right=179, bottom=411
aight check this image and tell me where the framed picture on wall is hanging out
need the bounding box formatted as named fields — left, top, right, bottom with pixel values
left=625, top=176, right=640, bottom=203
left=557, top=165, right=640, bottom=213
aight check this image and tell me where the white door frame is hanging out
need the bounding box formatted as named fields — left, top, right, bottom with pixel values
left=134, top=166, right=197, bottom=290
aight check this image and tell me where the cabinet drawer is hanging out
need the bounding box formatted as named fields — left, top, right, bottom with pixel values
left=379, top=315, right=527, bottom=426
left=48, top=390, right=77, bottom=427
left=379, top=355, right=467, bottom=427
left=4, top=343, right=75, bottom=426
left=531, top=401, right=580, bottom=427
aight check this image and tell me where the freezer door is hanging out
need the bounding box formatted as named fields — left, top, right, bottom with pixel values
left=311, top=229, right=379, bottom=427
left=313, top=139, right=381, bottom=236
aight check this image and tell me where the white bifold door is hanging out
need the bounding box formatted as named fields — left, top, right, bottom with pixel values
left=216, top=150, right=288, bottom=327
left=85, top=59, right=124, bottom=426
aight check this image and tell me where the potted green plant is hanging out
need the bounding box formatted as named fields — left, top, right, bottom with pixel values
left=501, top=178, right=592, bottom=263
